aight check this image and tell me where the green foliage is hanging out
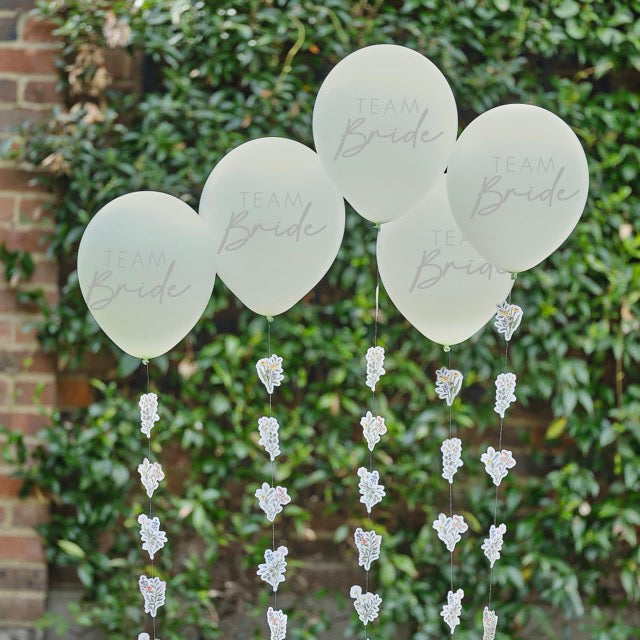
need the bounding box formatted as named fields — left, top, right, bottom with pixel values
left=1, top=0, right=639, bottom=638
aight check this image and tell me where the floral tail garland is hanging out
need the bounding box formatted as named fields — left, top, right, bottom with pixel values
left=480, top=300, right=523, bottom=639
left=350, top=284, right=387, bottom=638
left=137, top=378, right=167, bottom=640
left=255, top=326, right=290, bottom=640
left=433, top=362, right=467, bottom=635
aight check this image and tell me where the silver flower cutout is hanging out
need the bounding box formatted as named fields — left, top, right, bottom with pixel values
left=138, top=575, right=166, bottom=618
left=350, top=585, right=382, bottom=625
left=354, top=527, right=382, bottom=571
left=357, top=467, right=385, bottom=514
left=138, top=457, right=165, bottom=498
left=441, top=437, right=463, bottom=484
left=494, top=301, right=523, bottom=341
left=435, top=368, right=463, bottom=406
left=483, top=607, right=498, bottom=640
left=481, top=446, right=516, bottom=487
left=256, top=354, right=284, bottom=394
left=365, top=346, right=386, bottom=392
left=267, top=607, right=287, bottom=640
left=255, top=482, right=291, bottom=522
left=432, top=513, right=468, bottom=553
left=139, top=392, right=160, bottom=438
left=360, top=411, right=387, bottom=452
left=258, top=416, right=281, bottom=461
left=440, top=588, right=464, bottom=634
left=494, top=372, right=517, bottom=418
left=138, top=513, right=167, bottom=561
left=482, top=523, right=506, bottom=568
left=257, top=545, right=288, bottom=591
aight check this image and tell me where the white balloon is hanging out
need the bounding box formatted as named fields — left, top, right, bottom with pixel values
left=446, top=104, right=589, bottom=272
left=78, top=192, right=216, bottom=359
left=199, top=137, right=345, bottom=316
left=312, top=44, right=458, bottom=224
left=377, top=175, right=513, bottom=346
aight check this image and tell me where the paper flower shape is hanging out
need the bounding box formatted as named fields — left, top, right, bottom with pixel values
left=481, top=447, right=516, bottom=487
left=138, top=514, right=167, bottom=561
left=139, top=575, right=166, bottom=618
left=440, top=588, right=464, bottom=633
left=350, top=585, right=382, bottom=625
left=357, top=467, right=385, bottom=513
left=138, top=634, right=150, bottom=640
left=255, top=483, right=291, bottom=522
left=482, top=523, right=506, bottom=568
left=256, top=354, right=284, bottom=394
left=354, top=527, right=382, bottom=571
left=494, top=372, right=517, bottom=418
left=441, top=437, right=463, bottom=484
left=138, top=457, right=165, bottom=498
left=494, top=301, right=523, bottom=341
left=432, top=513, right=468, bottom=552
left=139, top=393, right=160, bottom=438
left=483, top=607, right=498, bottom=640
left=360, top=411, right=387, bottom=452
left=267, top=607, right=287, bottom=640
left=257, top=545, right=288, bottom=591
left=435, top=368, right=463, bottom=406
left=258, top=416, right=281, bottom=461
left=365, top=346, right=386, bottom=392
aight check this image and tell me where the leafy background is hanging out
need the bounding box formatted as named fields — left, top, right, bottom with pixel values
left=1, top=0, right=639, bottom=638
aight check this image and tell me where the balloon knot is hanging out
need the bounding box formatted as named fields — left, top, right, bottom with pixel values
left=141, top=358, right=149, bottom=366
left=266, top=316, right=274, bottom=323
left=511, top=272, right=519, bottom=281
left=443, top=345, right=451, bottom=353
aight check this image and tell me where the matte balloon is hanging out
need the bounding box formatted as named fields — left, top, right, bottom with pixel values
left=446, top=104, right=589, bottom=273
left=199, top=137, right=345, bottom=316
left=312, top=44, right=458, bottom=224
left=377, top=175, right=513, bottom=346
left=78, top=192, right=217, bottom=359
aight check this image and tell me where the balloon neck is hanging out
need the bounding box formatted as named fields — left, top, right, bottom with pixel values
left=141, top=358, right=149, bottom=366
left=443, top=345, right=451, bottom=353
left=511, top=272, right=519, bottom=281
left=374, top=223, right=381, bottom=231
left=266, top=315, right=274, bottom=323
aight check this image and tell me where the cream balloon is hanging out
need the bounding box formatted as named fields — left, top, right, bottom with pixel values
left=199, top=137, right=345, bottom=316
left=446, top=104, right=589, bottom=273
left=312, top=44, right=458, bottom=224
left=378, top=176, right=513, bottom=346
left=78, top=192, right=217, bottom=359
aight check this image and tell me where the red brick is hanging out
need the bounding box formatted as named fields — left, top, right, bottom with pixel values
left=21, top=16, right=58, bottom=43
left=0, top=318, right=11, bottom=342
left=18, top=197, right=55, bottom=226
left=0, top=288, right=57, bottom=313
left=14, top=380, right=56, bottom=406
left=0, top=350, right=55, bottom=374
left=57, top=375, right=93, bottom=409
left=23, top=78, right=59, bottom=103
left=11, top=500, right=48, bottom=527
left=0, top=47, right=58, bottom=74
left=14, top=320, right=38, bottom=344
left=0, top=505, right=7, bottom=527
left=0, top=79, right=17, bottom=102
left=0, top=593, right=45, bottom=621
left=0, top=105, right=49, bottom=128
left=29, top=260, right=57, bottom=287
left=3, top=227, right=51, bottom=252
left=0, top=1, right=35, bottom=9
left=0, top=534, right=45, bottom=562
left=0, top=195, right=15, bottom=222
left=0, top=379, right=9, bottom=405
left=0, top=475, right=25, bottom=498
left=0, top=564, right=47, bottom=590
left=0, top=167, right=48, bottom=192
left=0, top=411, right=50, bottom=437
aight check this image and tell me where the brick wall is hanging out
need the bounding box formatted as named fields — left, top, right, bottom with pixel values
left=0, top=1, right=60, bottom=636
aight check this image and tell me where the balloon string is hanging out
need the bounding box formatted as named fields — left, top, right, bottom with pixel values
left=144, top=362, right=157, bottom=640
left=487, top=291, right=513, bottom=612
left=267, top=317, right=277, bottom=613
left=448, top=350, right=454, bottom=595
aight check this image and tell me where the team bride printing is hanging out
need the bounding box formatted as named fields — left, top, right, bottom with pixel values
left=217, top=191, right=327, bottom=253
left=333, top=97, right=444, bottom=159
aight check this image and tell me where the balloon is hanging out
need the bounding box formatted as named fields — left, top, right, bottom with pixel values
left=446, top=104, right=589, bottom=273
left=78, top=192, right=217, bottom=359
left=312, top=44, right=458, bottom=224
left=377, top=175, right=513, bottom=346
left=199, top=137, right=345, bottom=316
